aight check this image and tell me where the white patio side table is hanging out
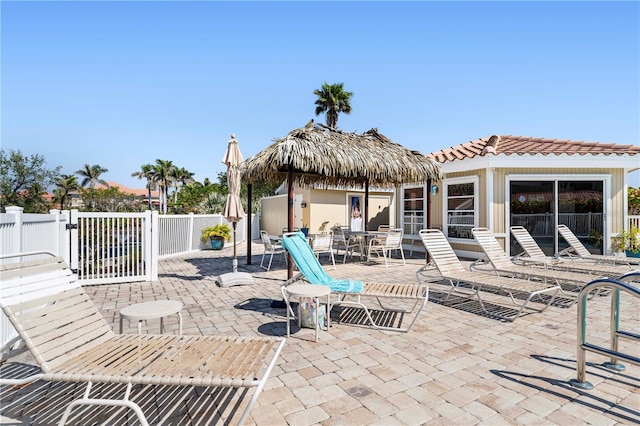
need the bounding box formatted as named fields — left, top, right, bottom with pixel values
left=119, top=300, right=183, bottom=335
left=284, top=284, right=331, bottom=342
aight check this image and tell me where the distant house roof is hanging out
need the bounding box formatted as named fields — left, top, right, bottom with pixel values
left=429, top=135, right=640, bottom=163
left=96, top=181, right=159, bottom=198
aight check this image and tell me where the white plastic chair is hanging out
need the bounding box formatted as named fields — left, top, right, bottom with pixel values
left=260, top=230, right=287, bottom=271
left=312, top=231, right=336, bottom=269
left=332, top=226, right=363, bottom=263
left=367, top=228, right=406, bottom=267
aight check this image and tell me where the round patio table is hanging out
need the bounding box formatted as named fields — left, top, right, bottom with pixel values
left=119, top=300, right=183, bottom=335
left=284, top=284, right=331, bottom=342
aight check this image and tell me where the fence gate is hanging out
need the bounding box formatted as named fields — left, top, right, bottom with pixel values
left=70, top=210, right=158, bottom=285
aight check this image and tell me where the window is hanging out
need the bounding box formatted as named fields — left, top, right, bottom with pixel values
left=445, top=178, right=477, bottom=240
left=403, top=186, right=424, bottom=235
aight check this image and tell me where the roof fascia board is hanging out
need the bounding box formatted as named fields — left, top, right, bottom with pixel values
left=439, top=154, right=639, bottom=173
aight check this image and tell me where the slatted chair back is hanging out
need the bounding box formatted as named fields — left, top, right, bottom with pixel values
left=419, top=229, right=467, bottom=275
left=510, top=226, right=548, bottom=258
left=383, top=229, right=403, bottom=250
left=313, top=231, right=333, bottom=252
left=261, top=230, right=277, bottom=250
left=557, top=224, right=592, bottom=257
left=471, top=227, right=516, bottom=270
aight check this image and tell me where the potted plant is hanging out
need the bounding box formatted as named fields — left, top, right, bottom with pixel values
left=611, top=226, right=640, bottom=258
left=300, top=223, right=309, bottom=237
left=200, top=224, right=231, bottom=250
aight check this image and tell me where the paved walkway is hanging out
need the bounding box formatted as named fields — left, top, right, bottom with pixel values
left=1, top=242, right=639, bottom=425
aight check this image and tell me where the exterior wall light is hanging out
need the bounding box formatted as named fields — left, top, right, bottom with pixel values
left=300, top=200, right=307, bottom=208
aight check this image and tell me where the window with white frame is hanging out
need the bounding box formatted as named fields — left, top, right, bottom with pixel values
left=403, top=185, right=424, bottom=236
left=444, top=178, right=477, bottom=240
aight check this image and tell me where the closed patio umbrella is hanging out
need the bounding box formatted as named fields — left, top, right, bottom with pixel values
left=222, top=134, right=245, bottom=272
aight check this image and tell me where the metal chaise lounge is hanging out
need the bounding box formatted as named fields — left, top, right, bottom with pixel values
left=0, top=252, right=285, bottom=426
left=510, top=225, right=636, bottom=277
left=470, top=227, right=611, bottom=299
left=280, top=232, right=428, bottom=332
left=557, top=224, right=640, bottom=266
left=416, top=229, right=560, bottom=321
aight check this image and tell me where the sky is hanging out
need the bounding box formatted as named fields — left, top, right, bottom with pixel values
left=2, top=1, right=639, bottom=189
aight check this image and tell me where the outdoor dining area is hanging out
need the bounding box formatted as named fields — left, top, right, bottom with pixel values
left=259, top=225, right=407, bottom=272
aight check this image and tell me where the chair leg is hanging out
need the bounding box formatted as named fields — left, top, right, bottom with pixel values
left=267, top=251, right=274, bottom=271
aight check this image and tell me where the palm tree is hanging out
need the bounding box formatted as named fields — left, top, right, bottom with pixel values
left=76, top=164, right=109, bottom=188
left=132, top=164, right=157, bottom=210
left=313, top=82, right=353, bottom=128
left=170, top=167, right=195, bottom=204
left=54, top=174, right=80, bottom=209
left=152, top=159, right=176, bottom=214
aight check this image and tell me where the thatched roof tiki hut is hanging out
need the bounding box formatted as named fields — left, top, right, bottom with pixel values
left=242, top=121, right=443, bottom=278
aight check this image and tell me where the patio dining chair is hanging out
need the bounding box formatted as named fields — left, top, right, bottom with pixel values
left=332, top=226, right=363, bottom=263
left=312, top=230, right=336, bottom=269
left=281, top=232, right=428, bottom=332
left=260, top=230, right=287, bottom=271
left=367, top=228, right=406, bottom=267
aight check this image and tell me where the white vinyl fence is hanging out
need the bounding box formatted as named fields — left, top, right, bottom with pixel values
left=1, top=206, right=260, bottom=356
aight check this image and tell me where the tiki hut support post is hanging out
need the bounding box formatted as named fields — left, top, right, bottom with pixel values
left=287, top=162, right=294, bottom=278
left=426, top=178, right=432, bottom=263
left=247, top=183, right=252, bottom=265
left=364, top=179, right=370, bottom=231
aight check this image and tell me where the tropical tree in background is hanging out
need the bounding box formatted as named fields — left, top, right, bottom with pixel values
left=76, top=164, right=109, bottom=188
left=0, top=149, right=61, bottom=213
left=131, top=164, right=157, bottom=210
left=171, top=166, right=195, bottom=205
left=313, top=82, right=353, bottom=128
left=54, top=174, right=80, bottom=209
left=152, top=159, right=176, bottom=214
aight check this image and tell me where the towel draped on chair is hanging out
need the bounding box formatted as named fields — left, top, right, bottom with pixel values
left=282, top=232, right=364, bottom=293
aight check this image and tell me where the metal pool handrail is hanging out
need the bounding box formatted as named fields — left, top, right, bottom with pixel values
left=570, top=272, right=640, bottom=390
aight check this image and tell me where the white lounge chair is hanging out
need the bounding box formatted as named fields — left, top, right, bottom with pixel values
left=471, top=227, right=610, bottom=299
left=281, top=232, right=428, bottom=332
left=557, top=224, right=640, bottom=266
left=0, top=252, right=285, bottom=426
left=510, top=225, right=636, bottom=277
left=416, top=229, right=560, bottom=321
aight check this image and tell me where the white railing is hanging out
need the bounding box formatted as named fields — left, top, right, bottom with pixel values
left=1, top=207, right=262, bottom=264
left=0, top=207, right=70, bottom=265
left=629, top=215, right=640, bottom=230
left=157, top=213, right=260, bottom=258
left=511, top=212, right=604, bottom=237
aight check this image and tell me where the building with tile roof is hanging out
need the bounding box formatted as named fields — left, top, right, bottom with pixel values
left=400, top=135, right=640, bottom=258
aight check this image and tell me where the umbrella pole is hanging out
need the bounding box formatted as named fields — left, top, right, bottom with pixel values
left=232, top=222, right=238, bottom=272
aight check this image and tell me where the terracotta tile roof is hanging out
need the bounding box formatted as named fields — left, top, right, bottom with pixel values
left=96, top=181, right=160, bottom=198
left=428, top=135, right=640, bottom=163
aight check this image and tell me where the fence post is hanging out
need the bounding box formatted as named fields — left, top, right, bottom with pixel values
left=59, top=210, right=71, bottom=265
left=5, top=206, right=24, bottom=254
left=188, top=213, right=195, bottom=252
left=49, top=209, right=61, bottom=258
left=148, top=210, right=159, bottom=281
left=70, top=210, right=79, bottom=273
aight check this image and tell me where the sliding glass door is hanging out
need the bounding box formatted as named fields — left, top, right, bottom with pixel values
left=509, top=179, right=604, bottom=256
